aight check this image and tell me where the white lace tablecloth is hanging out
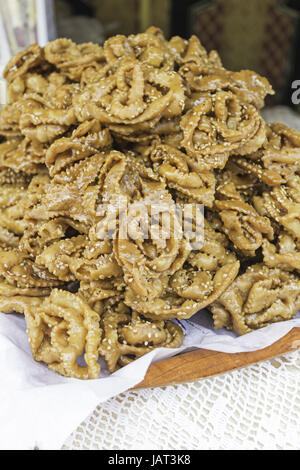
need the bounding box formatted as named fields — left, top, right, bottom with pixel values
left=63, top=351, right=300, bottom=450
left=62, top=107, right=300, bottom=450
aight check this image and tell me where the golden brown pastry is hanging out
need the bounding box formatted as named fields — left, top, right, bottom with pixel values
left=24, top=290, right=102, bottom=379
left=210, top=264, right=300, bottom=335
left=0, top=27, right=298, bottom=380
left=99, top=310, right=184, bottom=372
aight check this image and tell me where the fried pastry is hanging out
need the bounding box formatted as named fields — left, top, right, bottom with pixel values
left=210, top=264, right=300, bottom=335
left=24, top=290, right=102, bottom=379
left=99, top=309, right=184, bottom=372
left=0, top=28, right=298, bottom=379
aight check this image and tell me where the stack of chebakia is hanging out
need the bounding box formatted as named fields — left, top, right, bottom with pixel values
left=0, top=27, right=299, bottom=379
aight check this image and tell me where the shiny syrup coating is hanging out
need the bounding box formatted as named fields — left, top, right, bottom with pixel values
left=0, top=29, right=299, bottom=379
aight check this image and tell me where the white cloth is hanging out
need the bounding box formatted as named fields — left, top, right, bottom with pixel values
left=63, top=350, right=300, bottom=450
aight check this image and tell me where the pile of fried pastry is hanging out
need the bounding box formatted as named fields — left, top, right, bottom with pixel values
left=0, top=27, right=300, bottom=379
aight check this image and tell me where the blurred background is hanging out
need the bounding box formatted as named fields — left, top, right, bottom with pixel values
left=0, top=0, right=300, bottom=108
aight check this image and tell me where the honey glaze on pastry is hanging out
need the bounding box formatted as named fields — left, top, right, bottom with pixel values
left=0, top=28, right=299, bottom=379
